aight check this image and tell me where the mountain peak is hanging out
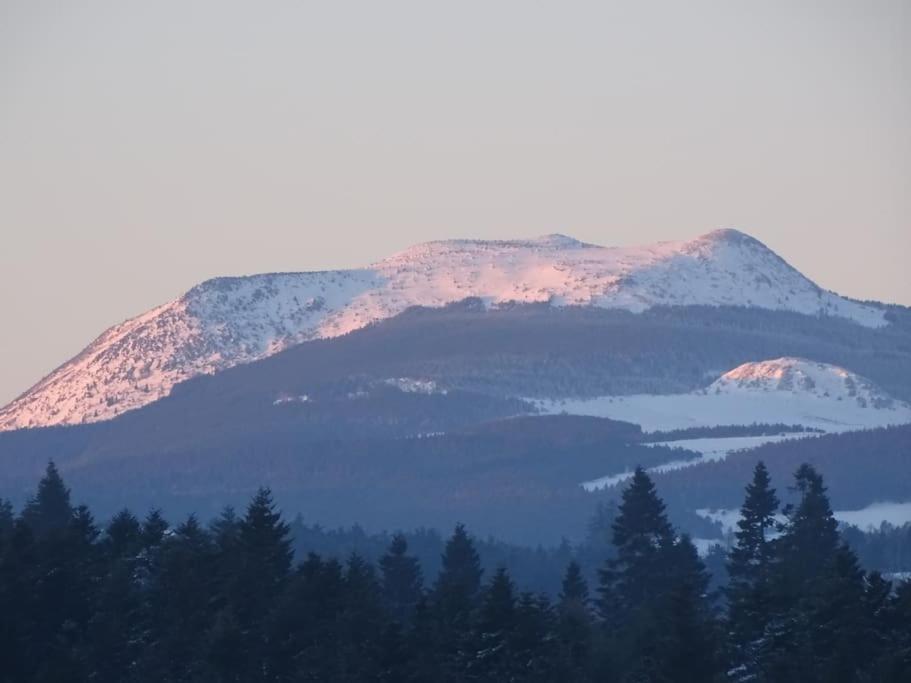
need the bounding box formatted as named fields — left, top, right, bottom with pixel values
left=699, top=227, right=758, bottom=244
left=532, top=233, right=589, bottom=248
left=710, top=358, right=900, bottom=409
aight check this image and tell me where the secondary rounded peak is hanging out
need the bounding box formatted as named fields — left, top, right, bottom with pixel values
left=709, top=357, right=899, bottom=408
left=686, top=228, right=773, bottom=253
left=532, top=233, right=590, bottom=248
left=699, top=227, right=759, bottom=243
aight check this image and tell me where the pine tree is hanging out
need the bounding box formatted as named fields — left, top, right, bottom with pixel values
left=473, top=567, right=518, bottom=681
left=727, top=461, right=780, bottom=676
left=557, top=561, right=592, bottom=680
left=21, top=461, right=73, bottom=537
left=432, top=523, right=484, bottom=680
left=139, top=515, right=216, bottom=681
left=433, top=523, right=483, bottom=627
left=870, top=579, right=911, bottom=681
left=140, top=509, right=169, bottom=549
left=18, top=472, right=98, bottom=682
left=104, top=509, right=142, bottom=558
left=210, top=505, right=240, bottom=552
left=804, top=544, right=874, bottom=683
left=777, top=463, right=839, bottom=589
left=560, top=560, right=589, bottom=605
left=513, top=592, right=558, bottom=682
left=0, top=498, right=14, bottom=546
left=479, top=567, right=516, bottom=634
left=233, top=489, right=292, bottom=623
left=598, top=467, right=674, bottom=621
left=380, top=533, right=424, bottom=623
left=760, top=464, right=847, bottom=682
left=657, top=535, right=719, bottom=683
left=339, top=553, right=386, bottom=679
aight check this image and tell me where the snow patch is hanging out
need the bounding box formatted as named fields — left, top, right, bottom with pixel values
left=581, top=434, right=810, bottom=491
left=539, top=360, right=911, bottom=433
left=696, top=502, right=911, bottom=534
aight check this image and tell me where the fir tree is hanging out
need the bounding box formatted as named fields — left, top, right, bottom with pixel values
left=0, top=498, right=14, bottom=546
left=104, top=509, right=141, bottom=559
left=339, top=553, right=386, bottom=679
left=433, top=523, right=483, bottom=626
left=140, top=509, right=169, bottom=549
left=238, top=488, right=293, bottom=598
left=760, top=464, right=848, bottom=682
left=472, top=567, right=518, bottom=681
left=139, top=515, right=216, bottom=681
left=727, top=461, right=780, bottom=676
left=598, top=467, right=674, bottom=621
left=777, top=463, right=840, bottom=589
left=657, top=535, right=719, bottom=683
left=432, top=523, right=484, bottom=680
left=21, top=461, right=72, bottom=537
left=380, top=533, right=424, bottom=622
left=804, top=543, right=874, bottom=683
left=557, top=560, right=592, bottom=678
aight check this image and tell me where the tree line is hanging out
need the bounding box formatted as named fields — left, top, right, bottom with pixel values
left=0, top=461, right=909, bottom=682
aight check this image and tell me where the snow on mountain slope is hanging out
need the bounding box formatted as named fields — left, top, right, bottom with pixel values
left=708, top=358, right=895, bottom=407
left=538, top=359, right=911, bottom=432
left=0, top=230, right=888, bottom=430
left=581, top=433, right=810, bottom=491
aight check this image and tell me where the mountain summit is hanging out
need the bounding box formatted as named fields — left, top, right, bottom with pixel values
left=0, top=229, right=887, bottom=430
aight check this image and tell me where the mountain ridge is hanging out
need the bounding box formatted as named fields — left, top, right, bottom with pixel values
left=0, top=229, right=890, bottom=430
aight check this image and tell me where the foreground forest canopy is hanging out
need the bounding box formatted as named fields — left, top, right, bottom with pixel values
left=1, top=463, right=909, bottom=682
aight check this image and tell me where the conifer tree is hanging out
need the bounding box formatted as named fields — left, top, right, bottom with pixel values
left=433, top=523, right=483, bottom=626
left=598, top=467, right=674, bottom=621
left=513, top=592, right=558, bottom=682
left=657, top=535, right=719, bottom=683
left=557, top=561, right=592, bottom=681
left=559, top=560, right=589, bottom=605
left=210, top=505, right=240, bottom=552
left=104, top=509, right=141, bottom=558
left=140, top=509, right=169, bottom=549
left=760, top=464, right=849, bottom=682
left=432, top=523, right=484, bottom=680
left=234, top=488, right=293, bottom=623
left=18, top=467, right=96, bottom=681
left=777, top=463, right=839, bottom=589
left=0, top=498, right=14, bottom=546
left=804, top=544, right=875, bottom=683
left=727, top=461, right=779, bottom=675
left=380, top=533, right=424, bottom=622
left=21, top=461, right=73, bottom=537
left=479, top=567, right=516, bottom=635
left=140, top=515, right=216, bottom=681
left=473, top=568, right=518, bottom=681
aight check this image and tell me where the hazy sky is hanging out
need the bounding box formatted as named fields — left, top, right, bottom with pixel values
left=1, top=0, right=909, bottom=405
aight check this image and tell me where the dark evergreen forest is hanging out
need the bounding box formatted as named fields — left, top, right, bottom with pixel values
left=2, top=462, right=909, bottom=682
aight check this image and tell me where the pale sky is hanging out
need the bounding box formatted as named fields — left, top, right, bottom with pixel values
left=1, top=0, right=909, bottom=406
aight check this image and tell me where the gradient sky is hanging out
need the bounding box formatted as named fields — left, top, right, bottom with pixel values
left=1, top=0, right=909, bottom=406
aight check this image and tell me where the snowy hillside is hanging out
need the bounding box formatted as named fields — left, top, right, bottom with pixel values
left=0, top=229, right=888, bottom=430
left=537, top=358, right=911, bottom=432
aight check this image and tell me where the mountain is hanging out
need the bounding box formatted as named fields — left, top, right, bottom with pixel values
left=709, top=357, right=899, bottom=407
left=0, top=228, right=888, bottom=431
left=539, top=358, right=911, bottom=432
left=1, top=300, right=909, bottom=542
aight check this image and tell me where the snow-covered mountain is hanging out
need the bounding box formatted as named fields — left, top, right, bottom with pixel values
left=708, top=358, right=898, bottom=408
left=0, top=229, right=889, bottom=431
left=537, top=358, right=911, bottom=432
